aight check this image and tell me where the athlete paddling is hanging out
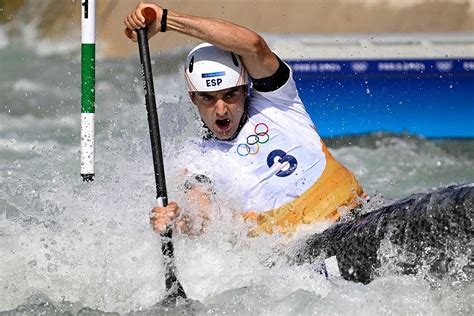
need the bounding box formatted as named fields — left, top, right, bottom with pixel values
left=124, top=2, right=473, bottom=286
left=124, top=1, right=365, bottom=235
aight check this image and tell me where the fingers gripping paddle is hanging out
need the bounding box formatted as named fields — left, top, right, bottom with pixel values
left=135, top=8, right=187, bottom=303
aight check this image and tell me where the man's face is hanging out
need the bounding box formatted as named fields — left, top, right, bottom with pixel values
left=190, top=86, right=247, bottom=140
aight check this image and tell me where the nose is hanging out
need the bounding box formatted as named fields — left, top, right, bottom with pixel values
left=214, top=99, right=228, bottom=117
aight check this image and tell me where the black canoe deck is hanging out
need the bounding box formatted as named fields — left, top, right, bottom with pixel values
left=295, top=184, right=474, bottom=283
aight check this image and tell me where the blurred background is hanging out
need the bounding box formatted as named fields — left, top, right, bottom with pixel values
left=2, top=0, right=473, bottom=138
left=1, top=0, right=474, bottom=57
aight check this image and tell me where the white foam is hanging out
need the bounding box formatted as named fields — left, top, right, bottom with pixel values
left=13, top=79, right=47, bottom=93
left=33, top=37, right=80, bottom=57
left=0, top=138, right=57, bottom=153
left=1, top=42, right=472, bottom=314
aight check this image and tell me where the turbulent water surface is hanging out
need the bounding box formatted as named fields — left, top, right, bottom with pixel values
left=1, top=35, right=474, bottom=315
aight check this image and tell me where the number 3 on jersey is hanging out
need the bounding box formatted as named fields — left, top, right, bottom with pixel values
left=267, top=149, right=298, bottom=177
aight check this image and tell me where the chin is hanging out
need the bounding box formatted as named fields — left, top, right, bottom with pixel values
left=213, top=128, right=236, bottom=140
left=214, top=133, right=232, bottom=140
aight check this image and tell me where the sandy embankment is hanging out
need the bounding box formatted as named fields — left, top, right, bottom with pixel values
left=1, top=0, right=473, bottom=57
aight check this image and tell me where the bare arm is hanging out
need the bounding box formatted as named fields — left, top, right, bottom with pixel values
left=124, top=1, right=279, bottom=79
left=176, top=187, right=210, bottom=235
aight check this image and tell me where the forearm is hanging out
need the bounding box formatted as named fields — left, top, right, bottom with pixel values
left=173, top=185, right=211, bottom=236
left=166, top=10, right=278, bottom=79
left=124, top=2, right=279, bottom=78
left=176, top=214, right=207, bottom=236
left=167, top=11, right=263, bottom=56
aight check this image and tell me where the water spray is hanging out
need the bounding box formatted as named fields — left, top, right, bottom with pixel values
left=80, top=0, right=96, bottom=182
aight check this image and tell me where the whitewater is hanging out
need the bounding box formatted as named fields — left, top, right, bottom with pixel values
left=1, top=32, right=473, bottom=314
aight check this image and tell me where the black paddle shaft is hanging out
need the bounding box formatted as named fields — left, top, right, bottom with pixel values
left=136, top=27, right=187, bottom=302
left=137, top=30, right=167, bottom=202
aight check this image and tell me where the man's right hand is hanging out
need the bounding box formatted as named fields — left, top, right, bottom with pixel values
left=149, top=201, right=181, bottom=234
left=124, top=1, right=163, bottom=42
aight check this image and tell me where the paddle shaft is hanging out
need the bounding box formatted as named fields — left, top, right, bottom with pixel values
left=136, top=27, right=186, bottom=300
left=137, top=32, right=167, bottom=201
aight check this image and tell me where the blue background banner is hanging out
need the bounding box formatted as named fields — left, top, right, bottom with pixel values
left=287, top=59, right=474, bottom=138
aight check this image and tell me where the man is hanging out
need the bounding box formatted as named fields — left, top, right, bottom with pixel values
left=124, top=1, right=365, bottom=236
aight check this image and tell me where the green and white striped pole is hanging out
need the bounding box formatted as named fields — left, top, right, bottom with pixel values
left=81, top=0, right=95, bottom=182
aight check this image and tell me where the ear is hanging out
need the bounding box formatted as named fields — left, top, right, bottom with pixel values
left=189, top=92, right=197, bottom=105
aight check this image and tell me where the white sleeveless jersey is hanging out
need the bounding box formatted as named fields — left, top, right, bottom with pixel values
left=197, top=70, right=327, bottom=213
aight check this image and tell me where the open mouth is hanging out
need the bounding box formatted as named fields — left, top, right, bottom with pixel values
left=215, top=118, right=231, bottom=130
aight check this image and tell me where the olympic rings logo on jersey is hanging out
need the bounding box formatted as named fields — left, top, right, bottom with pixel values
left=237, top=123, right=270, bottom=156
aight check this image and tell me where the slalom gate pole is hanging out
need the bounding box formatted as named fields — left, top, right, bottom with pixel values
left=81, top=0, right=96, bottom=182
left=136, top=8, right=187, bottom=303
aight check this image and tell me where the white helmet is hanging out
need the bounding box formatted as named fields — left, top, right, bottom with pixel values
left=184, top=43, right=249, bottom=92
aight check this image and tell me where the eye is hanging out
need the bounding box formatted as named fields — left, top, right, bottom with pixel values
left=201, top=94, right=213, bottom=102
left=225, top=90, right=238, bottom=100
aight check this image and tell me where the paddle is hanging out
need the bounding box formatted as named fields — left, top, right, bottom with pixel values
left=134, top=7, right=187, bottom=303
